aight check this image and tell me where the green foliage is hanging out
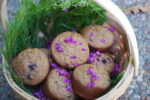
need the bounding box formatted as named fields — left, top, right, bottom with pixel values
left=110, top=72, right=125, bottom=87
left=39, top=0, right=107, bottom=37
left=2, top=0, right=107, bottom=96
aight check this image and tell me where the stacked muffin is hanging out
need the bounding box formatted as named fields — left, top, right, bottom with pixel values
left=12, top=24, right=124, bottom=100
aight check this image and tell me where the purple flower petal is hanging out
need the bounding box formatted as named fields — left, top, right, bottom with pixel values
left=90, top=32, right=95, bottom=38
left=90, top=53, right=96, bottom=58
left=46, top=39, right=53, bottom=48
left=50, top=63, right=59, bottom=68
left=92, top=72, right=97, bottom=76
left=66, top=85, right=73, bottom=92
left=33, top=92, right=42, bottom=98
left=108, top=26, right=115, bottom=32
left=57, top=69, right=71, bottom=77
left=96, top=51, right=101, bottom=56
left=70, top=56, right=77, bottom=59
left=87, top=67, right=94, bottom=74
left=63, top=9, right=68, bottom=13
left=56, top=42, right=62, bottom=47
left=72, top=41, right=77, bottom=45
left=81, top=48, right=86, bottom=51
left=91, top=74, right=99, bottom=81
left=59, top=70, right=66, bottom=76
left=57, top=47, right=64, bottom=52
left=64, top=37, right=73, bottom=43
left=87, top=82, right=95, bottom=88
left=64, top=37, right=77, bottom=45
left=100, top=39, right=106, bottom=43
left=33, top=89, right=44, bottom=99
left=89, top=57, right=95, bottom=63
left=63, top=72, right=71, bottom=77
left=33, top=88, right=50, bottom=100
left=64, top=79, right=72, bottom=83
left=112, top=64, right=121, bottom=75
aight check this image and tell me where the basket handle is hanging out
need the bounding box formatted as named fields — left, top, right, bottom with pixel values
left=93, top=0, right=139, bottom=76
left=0, top=0, right=8, bottom=32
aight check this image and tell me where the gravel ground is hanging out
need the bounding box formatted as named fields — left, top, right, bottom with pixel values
left=0, top=0, right=150, bottom=100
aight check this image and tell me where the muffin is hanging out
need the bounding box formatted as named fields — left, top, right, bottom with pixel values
left=51, top=31, right=89, bottom=68
left=73, top=64, right=110, bottom=99
left=91, top=53, right=114, bottom=73
left=11, top=48, right=50, bottom=86
left=103, top=23, right=125, bottom=61
left=43, top=69, right=75, bottom=100
left=80, top=25, right=115, bottom=51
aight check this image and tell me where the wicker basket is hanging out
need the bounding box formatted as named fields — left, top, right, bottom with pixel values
left=0, top=0, right=139, bottom=100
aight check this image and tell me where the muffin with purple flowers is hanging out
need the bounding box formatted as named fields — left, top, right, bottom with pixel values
left=72, top=64, right=110, bottom=99
left=11, top=48, right=50, bottom=86
left=51, top=31, right=89, bottom=69
left=89, top=52, right=114, bottom=73
left=43, top=69, right=75, bottom=100
left=80, top=25, right=115, bottom=51
left=103, top=23, right=125, bottom=59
